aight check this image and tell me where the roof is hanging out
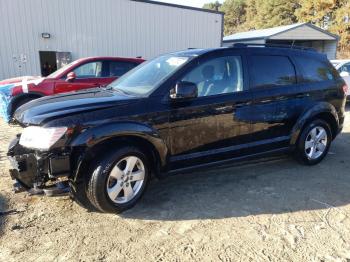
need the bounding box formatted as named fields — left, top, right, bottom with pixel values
left=170, top=45, right=322, bottom=58
left=223, top=23, right=339, bottom=42
left=170, top=48, right=219, bottom=57
left=131, top=0, right=224, bottom=15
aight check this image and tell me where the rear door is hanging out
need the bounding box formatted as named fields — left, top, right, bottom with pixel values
left=247, top=50, right=299, bottom=150
left=54, top=60, right=107, bottom=93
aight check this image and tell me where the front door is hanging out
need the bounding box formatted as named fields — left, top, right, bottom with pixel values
left=168, top=53, right=252, bottom=170
left=54, top=60, right=109, bottom=93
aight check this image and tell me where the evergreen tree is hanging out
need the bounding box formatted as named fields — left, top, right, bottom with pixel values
left=220, top=0, right=247, bottom=35
left=203, top=1, right=222, bottom=11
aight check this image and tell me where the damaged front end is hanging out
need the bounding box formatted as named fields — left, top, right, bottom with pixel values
left=7, top=136, right=72, bottom=196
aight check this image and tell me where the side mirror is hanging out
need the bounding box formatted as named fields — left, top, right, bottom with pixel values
left=66, top=72, right=76, bottom=82
left=170, top=81, right=198, bottom=101
left=340, top=71, right=350, bottom=77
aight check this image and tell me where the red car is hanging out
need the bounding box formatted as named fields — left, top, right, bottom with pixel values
left=0, top=56, right=144, bottom=122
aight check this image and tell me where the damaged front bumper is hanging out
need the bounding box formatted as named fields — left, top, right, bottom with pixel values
left=7, top=137, right=71, bottom=194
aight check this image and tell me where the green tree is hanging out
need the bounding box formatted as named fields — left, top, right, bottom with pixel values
left=329, top=1, right=350, bottom=54
left=295, top=0, right=336, bottom=28
left=245, top=0, right=299, bottom=30
left=203, top=1, right=222, bottom=11
left=220, top=0, right=247, bottom=35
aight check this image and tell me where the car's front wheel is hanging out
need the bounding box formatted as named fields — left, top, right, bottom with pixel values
left=296, top=119, right=332, bottom=165
left=86, top=146, right=150, bottom=213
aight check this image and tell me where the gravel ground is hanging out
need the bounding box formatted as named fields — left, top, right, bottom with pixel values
left=1, top=107, right=350, bottom=262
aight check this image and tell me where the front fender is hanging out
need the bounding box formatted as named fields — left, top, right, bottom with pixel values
left=290, top=102, right=339, bottom=145
left=70, top=121, right=168, bottom=166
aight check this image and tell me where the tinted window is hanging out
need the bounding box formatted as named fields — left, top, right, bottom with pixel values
left=181, top=56, right=244, bottom=97
left=109, top=61, right=138, bottom=77
left=74, top=61, right=102, bottom=78
left=295, top=56, right=335, bottom=82
left=249, top=55, right=296, bottom=88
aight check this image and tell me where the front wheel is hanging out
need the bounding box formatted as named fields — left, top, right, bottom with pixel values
left=86, top=146, right=150, bottom=213
left=296, top=119, right=332, bottom=165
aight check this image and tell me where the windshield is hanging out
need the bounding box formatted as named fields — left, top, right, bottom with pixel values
left=47, top=60, right=79, bottom=78
left=109, top=55, right=190, bottom=96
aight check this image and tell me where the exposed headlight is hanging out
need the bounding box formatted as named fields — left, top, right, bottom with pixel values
left=19, top=126, right=68, bottom=150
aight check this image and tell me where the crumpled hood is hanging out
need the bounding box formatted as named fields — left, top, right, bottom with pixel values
left=14, top=88, right=138, bottom=126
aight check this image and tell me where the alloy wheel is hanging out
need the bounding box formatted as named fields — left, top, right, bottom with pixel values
left=304, top=126, right=328, bottom=160
left=106, top=156, right=145, bottom=204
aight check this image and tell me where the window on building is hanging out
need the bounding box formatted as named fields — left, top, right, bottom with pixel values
left=181, top=56, right=244, bottom=97
left=249, top=55, right=296, bottom=89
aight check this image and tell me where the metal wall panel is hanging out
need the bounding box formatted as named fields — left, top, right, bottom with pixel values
left=0, top=0, right=223, bottom=79
left=269, top=25, right=335, bottom=40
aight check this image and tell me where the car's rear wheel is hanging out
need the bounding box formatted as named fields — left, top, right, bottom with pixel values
left=296, top=119, right=332, bottom=165
left=86, top=146, right=150, bottom=213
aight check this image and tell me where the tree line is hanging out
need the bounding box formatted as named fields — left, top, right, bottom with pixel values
left=204, top=0, right=350, bottom=55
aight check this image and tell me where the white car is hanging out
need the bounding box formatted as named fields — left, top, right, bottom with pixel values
left=331, top=59, right=350, bottom=96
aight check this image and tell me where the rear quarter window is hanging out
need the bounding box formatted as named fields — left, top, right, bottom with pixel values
left=249, top=55, right=296, bottom=89
left=294, top=56, right=337, bottom=82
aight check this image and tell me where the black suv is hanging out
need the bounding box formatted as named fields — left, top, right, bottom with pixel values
left=7, top=45, right=347, bottom=213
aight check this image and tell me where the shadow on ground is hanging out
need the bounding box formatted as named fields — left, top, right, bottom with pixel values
left=0, top=194, right=9, bottom=236
left=120, top=130, right=350, bottom=221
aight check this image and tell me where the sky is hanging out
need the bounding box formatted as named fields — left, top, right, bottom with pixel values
left=154, top=0, right=224, bottom=8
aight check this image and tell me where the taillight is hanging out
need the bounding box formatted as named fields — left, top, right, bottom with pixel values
left=343, top=84, right=349, bottom=95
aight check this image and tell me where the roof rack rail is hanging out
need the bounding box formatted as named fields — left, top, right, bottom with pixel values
left=231, top=43, right=317, bottom=52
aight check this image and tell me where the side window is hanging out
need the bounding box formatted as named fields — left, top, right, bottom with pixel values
left=108, top=61, right=138, bottom=77
left=295, top=56, right=335, bottom=82
left=249, top=55, right=296, bottom=89
left=340, top=63, right=350, bottom=73
left=73, top=61, right=102, bottom=78
left=181, top=56, right=243, bottom=97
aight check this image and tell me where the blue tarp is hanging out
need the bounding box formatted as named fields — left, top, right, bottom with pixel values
left=0, top=84, right=14, bottom=123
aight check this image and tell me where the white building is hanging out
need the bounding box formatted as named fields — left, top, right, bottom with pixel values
left=0, top=0, right=224, bottom=79
left=223, top=23, right=339, bottom=59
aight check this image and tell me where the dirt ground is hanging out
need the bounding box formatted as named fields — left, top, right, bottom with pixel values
left=1, top=108, right=350, bottom=262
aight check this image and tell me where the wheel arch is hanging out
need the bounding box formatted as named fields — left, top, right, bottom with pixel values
left=70, top=122, right=168, bottom=182
left=290, top=102, right=339, bottom=146
left=9, top=92, right=44, bottom=115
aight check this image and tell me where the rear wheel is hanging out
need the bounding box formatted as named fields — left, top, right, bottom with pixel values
left=296, top=119, right=332, bottom=165
left=86, top=146, right=150, bottom=213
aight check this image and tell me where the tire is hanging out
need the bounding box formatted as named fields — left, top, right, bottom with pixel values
left=86, top=146, right=150, bottom=213
left=69, top=180, right=97, bottom=212
left=295, top=119, right=332, bottom=165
